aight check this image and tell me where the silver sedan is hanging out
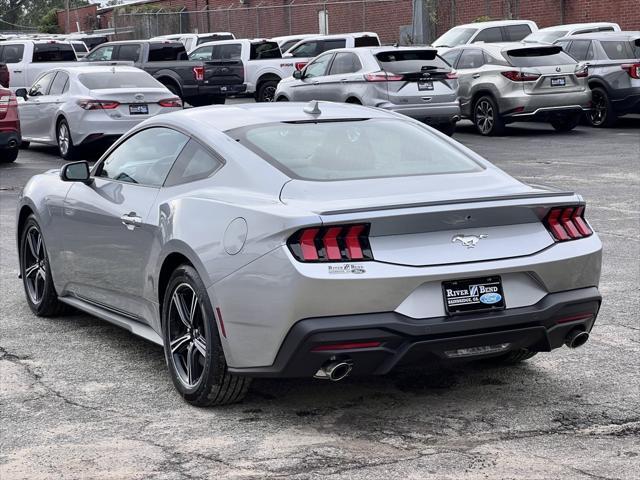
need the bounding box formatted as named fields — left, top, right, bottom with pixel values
left=17, top=102, right=602, bottom=406
left=276, top=46, right=461, bottom=135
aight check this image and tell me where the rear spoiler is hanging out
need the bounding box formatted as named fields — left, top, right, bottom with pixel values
left=506, top=45, right=562, bottom=57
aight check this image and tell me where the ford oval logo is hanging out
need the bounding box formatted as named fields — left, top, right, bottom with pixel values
left=480, top=293, right=502, bottom=305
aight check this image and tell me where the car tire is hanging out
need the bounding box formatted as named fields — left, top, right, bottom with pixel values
left=588, top=87, right=617, bottom=128
left=19, top=215, right=68, bottom=317
left=276, top=96, right=289, bottom=102
left=164, top=82, right=183, bottom=103
left=473, top=95, right=505, bottom=136
left=550, top=112, right=581, bottom=132
left=56, top=119, right=79, bottom=161
left=162, top=265, right=251, bottom=407
left=210, top=96, right=225, bottom=105
left=1, top=148, right=18, bottom=163
left=489, top=349, right=538, bottom=365
left=257, top=80, right=278, bottom=102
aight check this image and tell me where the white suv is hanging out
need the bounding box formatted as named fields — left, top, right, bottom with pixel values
left=433, top=20, right=538, bottom=53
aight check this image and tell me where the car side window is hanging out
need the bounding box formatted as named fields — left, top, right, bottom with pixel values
left=328, top=52, right=362, bottom=75
left=504, top=25, right=532, bottom=41
left=28, top=71, right=57, bottom=96
left=290, top=41, right=321, bottom=57
left=214, top=44, right=242, bottom=60
left=189, top=46, right=213, bottom=61
left=474, top=27, right=503, bottom=43
left=97, top=128, right=189, bottom=187
left=457, top=49, right=485, bottom=69
left=304, top=53, right=333, bottom=78
left=164, top=140, right=223, bottom=187
left=87, top=45, right=114, bottom=61
left=116, top=44, right=141, bottom=62
left=321, top=39, right=346, bottom=53
left=567, top=40, right=593, bottom=61
left=441, top=49, right=461, bottom=67
left=49, top=72, right=69, bottom=95
left=1, top=44, right=24, bottom=63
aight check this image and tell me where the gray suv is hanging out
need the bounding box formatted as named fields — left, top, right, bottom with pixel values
left=275, top=46, right=460, bottom=135
left=442, top=43, right=591, bottom=135
left=555, top=32, right=640, bottom=127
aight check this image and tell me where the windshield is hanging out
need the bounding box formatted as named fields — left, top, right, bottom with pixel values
left=523, top=30, right=568, bottom=43
left=78, top=71, right=163, bottom=89
left=433, top=28, right=477, bottom=47
left=228, top=119, right=482, bottom=181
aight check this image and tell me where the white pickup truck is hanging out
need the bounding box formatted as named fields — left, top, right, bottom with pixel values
left=0, top=40, right=78, bottom=91
left=189, top=38, right=297, bottom=102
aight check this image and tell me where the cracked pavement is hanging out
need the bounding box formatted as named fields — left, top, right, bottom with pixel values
left=1, top=111, right=639, bottom=479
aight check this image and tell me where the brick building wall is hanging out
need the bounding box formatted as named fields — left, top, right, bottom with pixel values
left=57, top=3, right=99, bottom=33
left=60, top=0, right=639, bottom=42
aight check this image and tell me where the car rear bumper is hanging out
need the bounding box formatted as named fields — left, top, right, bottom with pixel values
left=378, top=101, right=461, bottom=124
left=0, top=130, right=21, bottom=150
left=507, top=104, right=591, bottom=120
left=228, top=287, right=601, bottom=378
left=499, top=90, right=592, bottom=120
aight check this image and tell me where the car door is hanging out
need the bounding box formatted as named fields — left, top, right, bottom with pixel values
left=292, top=52, right=334, bottom=101
left=59, top=127, right=189, bottom=321
left=18, top=70, right=57, bottom=141
left=324, top=51, right=363, bottom=101
left=454, top=49, right=487, bottom=116
left=0, top=44, right=26, bottom=89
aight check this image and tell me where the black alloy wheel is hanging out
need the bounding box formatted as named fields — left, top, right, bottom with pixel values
left=588, top=87, right=617, bottom=128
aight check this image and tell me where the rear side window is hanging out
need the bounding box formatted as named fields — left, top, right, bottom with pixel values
left=117, top=44, right=141, bottom=62
left=441, top=49, right=461, bottom=67
left=457, top=49, right=485, bottom=69
left=78, top=71, right=162, bottom=89
left=290, top=40, right=321, bottom=57
left=33, top=43, right=76, bottom=62
left=322, top=39, right=346, bottom=52
left=504, top=24, right=532, bottom=41
left=165, top=140, right=223, bottom=187
left=474, top=27, right=503, bottom=43
left=213, top=43, right=242, bottom=60
left=196, top=34, right=234, bottom=45
left=354, top=36, right=380, bottom=47
left=600, top=40, right=640, bottom=60
left=506, top=47, right=577, bottom=66
left=250, top=42, right=281, bottom=60
left=566, top=40, right=593, bottom=61
left=229, top=119, right=482, bottom=181
left=49, top=72, right=69, bottom=95
left=149, top=43, right=187, bottom=61
left=86, top=45, right=114, bottom=61
left=189, top=46, right=212, bottom=61
left=329, top=52, right=362, bottom=75
left=376, top=50, right=448, bottom=73
left=0, top=44, right=24, bottom=63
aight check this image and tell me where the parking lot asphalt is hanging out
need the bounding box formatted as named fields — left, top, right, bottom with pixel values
left=1, top=108, right=639, bottom=479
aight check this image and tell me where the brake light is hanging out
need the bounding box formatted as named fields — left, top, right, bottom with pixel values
left=193, top=66, right=204, bottom=81
left=288, top=224, right=373, bottom=262
left=501, top=70, right=541, bottom=81
left=158, top=97, right=182, bottom=108
left=364, top=71, right=404, bottom=82
left=77, top=99, right=120, bottom=110
left=311, top=341, right=382, bottom=352
left=543, top=206, right=593, bottom=242
left=295, top=62, right=308, bottom=71
left=621, top=63, right=640, bottom=79
left=575, top=65, right=589, bottom=78
left=445, top=71, right=458, bottom=79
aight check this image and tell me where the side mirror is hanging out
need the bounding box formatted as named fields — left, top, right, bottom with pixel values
left=61, top=161, right=93, bottom=185
left=293, top=70, right=303, bottom=80
left=15, top=88, right=28, bottom=100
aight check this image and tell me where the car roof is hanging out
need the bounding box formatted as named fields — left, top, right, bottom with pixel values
left=145, top=101, right=397, bottom=133
left=446, top=41, right=557, bottom=53
left=295, top=32, right=379, bottom=41
left=451, top=20, right=537, bottom=29
left=193, top=38, right=275, bottom=48
left=563, top=31, right=640, bottom=41
left=49, top=65, right=146, bottom=76
left=271, top=34, right=316, bottom=42
left=538, top=22, right=619, bottom=31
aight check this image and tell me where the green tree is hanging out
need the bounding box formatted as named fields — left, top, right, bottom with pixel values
left=1, top=0, right=89, bottom=31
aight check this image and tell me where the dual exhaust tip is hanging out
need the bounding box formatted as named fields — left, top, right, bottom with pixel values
left=314, top=358, right=353, bottom=382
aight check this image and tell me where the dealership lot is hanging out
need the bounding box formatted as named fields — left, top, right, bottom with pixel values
left=1, top=111, right=639, bottom=478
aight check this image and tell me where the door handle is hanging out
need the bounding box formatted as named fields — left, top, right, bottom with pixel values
left=472, top=73, right=481, bottom=79
left=121, top=212, right=142, bottom=230
left=340, top=79, right=348, bottom=83
left=312, top=81, right=319, bottom=85
left=14, top=70, right=22, bottom=73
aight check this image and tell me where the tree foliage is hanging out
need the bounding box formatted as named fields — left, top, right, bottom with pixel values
left=0, top=0, right=89, bottom=31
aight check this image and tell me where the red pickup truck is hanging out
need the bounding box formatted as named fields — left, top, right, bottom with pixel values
left=0, top=63, right=9, bottom=88
left=0, top=82, right=20, bottom=163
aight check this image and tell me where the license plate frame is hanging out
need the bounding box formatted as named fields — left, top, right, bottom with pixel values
left=129, top=104, right=149, bottom=115
left=550, top=77, right=566, bottom=87
left=442, top=276, right=506, bottom=316
left=418, top=80, right=434, bottom=91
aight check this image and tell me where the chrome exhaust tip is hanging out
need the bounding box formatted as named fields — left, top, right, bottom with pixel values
left=565, top=329, right=590, bottom=349
left=313, top=359, right=353, bottom=381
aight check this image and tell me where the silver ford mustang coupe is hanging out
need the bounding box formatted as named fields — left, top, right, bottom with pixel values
left=16, top=102, right=602, bottom=406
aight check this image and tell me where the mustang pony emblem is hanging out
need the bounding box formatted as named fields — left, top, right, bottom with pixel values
left=452, top=234, right=488, bottom=248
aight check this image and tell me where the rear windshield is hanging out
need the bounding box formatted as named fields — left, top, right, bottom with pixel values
left=250, top=41, right=281, bottom=60
left=33, top=43, right=76, bottom=62
left=78, top=71, right=162, bottom=89
left=72, top=42, right=88, bottom=52
left=506, top=47, right=576, bottom=66
left=148, top=43, right=187, bottom=61
left=354, top=36, right=380, bottom=47
left=196, top=34, right=234, bottom=45
left=376, top=50, right=449, bottom=73
left=524, top=30, right=567, bottom=43
left=601, top=40, right=640, bottom=60
left=228, top=119, right=482, bottom=181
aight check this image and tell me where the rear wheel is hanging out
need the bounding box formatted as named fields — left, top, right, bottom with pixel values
left=57, top=119, right=79, bottom=161
left=276, top=96, right=289, bottom=102
left=19, top=216, right=67, bottom=316
left=1, top=148, right=18, bottom=163
left=346, top=97, right=362, bottom=105
left=473, top=95, right=505, bottom=136
left=588, top=87, right=617, bottom=127
left=550, top=112, right=581, bottom=132
left=162, top=265, right=251, bottom=406
left=257, top=80, right=278, bottom=102
left=20, top=141, right=30, bottom=149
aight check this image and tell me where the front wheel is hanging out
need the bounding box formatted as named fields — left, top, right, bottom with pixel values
left=162, top=265, right=251, bottom=406
left=550, top=112, right=581, bottom=132
left=257, top=80, right=278, bottom=102
left=57, top=119, right=79, bottom=161
left=473, top=96, right=505, bottom=136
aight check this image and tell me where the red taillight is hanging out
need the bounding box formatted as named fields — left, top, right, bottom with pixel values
left=193, top=66, right=204, bottom=81
left=311, top=341, right=381, bottom=352
left=158, top=97, right=182, bottom=108
left=544, top=206, right=593, bottom=242
left=364, top=71, right=404, bottom=82
left=445, top=71, right=458, bottom=79
left=77, top=99, right=120, bottom=110
left=555, top=312, right=594, bottom=324
left=501, top=70, right=541, bottom=82
left=288, top=224, right=373, bottom=262
left=621, top=63, right=640, bottom=79
left=575, top=65, right=589, bottom=78
left=295, top=62, right=308, bottom=71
